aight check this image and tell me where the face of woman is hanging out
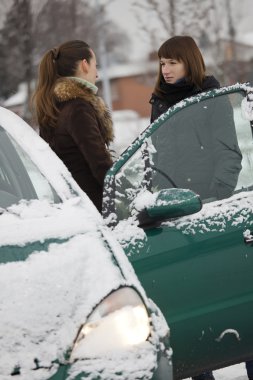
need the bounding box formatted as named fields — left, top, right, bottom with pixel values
left=85, top=49, right=98, bottom=84
left=160, top=57, right=186, bottom=84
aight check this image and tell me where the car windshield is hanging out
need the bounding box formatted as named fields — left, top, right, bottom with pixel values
left=0, top=126, right=61, bottom=209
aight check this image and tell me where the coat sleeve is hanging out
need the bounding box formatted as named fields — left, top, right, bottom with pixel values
left=66, top=100, right=113, bottom=186
left=209, top=96, right=242, bottom=199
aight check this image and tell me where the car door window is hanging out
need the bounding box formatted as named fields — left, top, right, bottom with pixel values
left=104, top=89, right=252, bottom=222
left=0, top=126, right=60, bottom=208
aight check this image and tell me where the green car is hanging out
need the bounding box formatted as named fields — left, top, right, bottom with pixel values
left=0, top=107, right=172, bottom=379
left=102, top=84, right=253, bottom=379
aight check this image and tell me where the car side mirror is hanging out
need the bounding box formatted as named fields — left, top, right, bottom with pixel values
left=134, top=188, right=202, bottom=228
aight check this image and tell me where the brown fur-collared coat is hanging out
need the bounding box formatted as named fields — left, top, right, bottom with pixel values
left=40, top=77, right=114, bottom=212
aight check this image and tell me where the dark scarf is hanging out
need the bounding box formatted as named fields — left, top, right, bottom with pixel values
left=158, top=75, right=220, bottom=108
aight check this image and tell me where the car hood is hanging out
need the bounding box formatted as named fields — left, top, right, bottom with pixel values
left=0, top=199, right=141, bottom=378
left=0, top=197, right=100, bottom=247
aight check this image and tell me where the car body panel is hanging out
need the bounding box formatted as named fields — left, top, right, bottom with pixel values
left=130, top=193, right=253, bottom=377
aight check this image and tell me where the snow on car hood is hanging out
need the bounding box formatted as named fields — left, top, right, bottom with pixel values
left=0, top=199, right=167, bottom=380
left=0, top=197, right=100, bottom=246
left=0, top=200, right=126, bottom=377
left=0, top=233, right=125, bottom=379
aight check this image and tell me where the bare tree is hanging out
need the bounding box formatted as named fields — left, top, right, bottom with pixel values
left=20, top=0, right=33, bottom=119
left=132, top=0, right=214, bottom=46
left=0, top=0, right=33, bottom=107
left=0, top=0, right=13, bottom=27
left=131, top=0, right=247, bottom=84
left=223, top=0, right=238, bottom=84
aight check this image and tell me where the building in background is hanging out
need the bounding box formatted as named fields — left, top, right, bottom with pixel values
left=97, top=60, right=157, bottom=117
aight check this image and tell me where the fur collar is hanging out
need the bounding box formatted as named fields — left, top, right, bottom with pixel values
left=54, top=77, right=114, bottom=143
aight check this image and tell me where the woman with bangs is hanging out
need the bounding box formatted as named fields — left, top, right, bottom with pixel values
left=148, top=36, right=248, bottom=380
left=150, top=35, right=220, bottom=123
left=149, top=35, right=242, bottom=203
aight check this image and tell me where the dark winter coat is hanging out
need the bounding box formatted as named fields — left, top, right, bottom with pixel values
left=149, top=76, right=220, bottom=123
left=39, top=78, right=113, bottom=212
left=150, top=77, right=242, bottom=200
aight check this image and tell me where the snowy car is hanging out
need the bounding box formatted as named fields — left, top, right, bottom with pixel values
left=102, top=84, right=253, bottom=379
left=0, top=107, right=172, bottom=380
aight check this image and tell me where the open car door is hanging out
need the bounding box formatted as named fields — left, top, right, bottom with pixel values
left=103, top=84, right=253, bottom=379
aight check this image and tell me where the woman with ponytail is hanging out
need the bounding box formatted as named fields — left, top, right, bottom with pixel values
left=33, top=40, right=113, bottom=212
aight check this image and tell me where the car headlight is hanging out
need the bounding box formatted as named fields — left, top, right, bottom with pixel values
left=70, top=287, right=150, bottom=360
